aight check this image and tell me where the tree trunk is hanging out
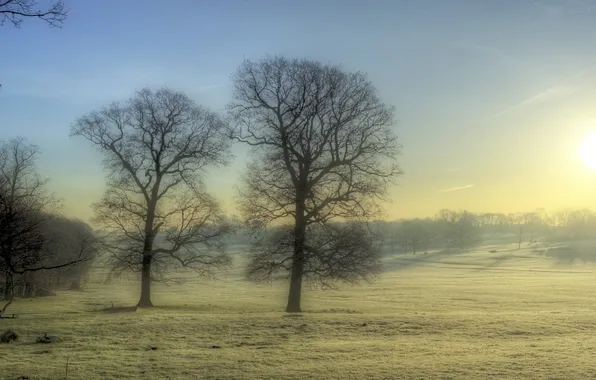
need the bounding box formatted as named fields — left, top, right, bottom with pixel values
left=460, top=225, right=465, bottom=251
left=3, top=273, right=13, bottom=301
left=69, top=277, right=81, bottom=291
left=286, top=257, right=304, bottom=313
left=23, top=282, right=34, bottom=298
left=403, top=228, right=408, bottom=254
left=286, top=194, right=306, bottom=313
left=22, top=272, right=34, bottom=298
left=137, top=254, right=153, bottom=307
left=138, top=197, right=158, bottom=308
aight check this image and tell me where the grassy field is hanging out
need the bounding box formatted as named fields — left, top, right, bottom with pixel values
left=2, top=241, right=596, bottom=379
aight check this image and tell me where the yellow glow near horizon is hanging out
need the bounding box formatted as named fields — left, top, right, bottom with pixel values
left=580, top=131, right=596, bottom=170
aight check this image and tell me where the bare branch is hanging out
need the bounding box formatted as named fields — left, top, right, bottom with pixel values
left=0, top=0, right=68, bottom=28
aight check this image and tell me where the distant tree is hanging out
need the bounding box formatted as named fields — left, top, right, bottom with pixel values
left=507, top=213, right=524, bottom=249
left=0, top=138, right=91, bottom=302
left=553, top=210, right=572, bottom=228
left=71, top=88, right=234, bottom=307
left=403, top=219, right=429, bottom=254
left=438, top=209, right=480, bottom=250
left=522, top=212, right=542, bottom=244
left=34, top=216, right=98, bottom=293
left=565, top=209, right=594, bottom=239
left=478, top=213, right=506, bottom=227
left=0, top=0, right=67, bottom=28
left=507, top=212, right=542, bottom=249
left=476, top=212, right=510, bottom=236
left=400, top=220, right=409, bottom=254
left=229, top=56, right=402, bottom=312
left=366, top=220, right=395, bottom=255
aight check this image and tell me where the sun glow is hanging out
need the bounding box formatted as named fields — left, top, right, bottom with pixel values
left=580, top=132, right=596, bottom=170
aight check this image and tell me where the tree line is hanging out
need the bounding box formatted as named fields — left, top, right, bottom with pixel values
left=368, top=208, right=596, bottom=254
left=0, top=138, right=97, bottom=319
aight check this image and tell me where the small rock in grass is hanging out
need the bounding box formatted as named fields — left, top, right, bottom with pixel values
left=0, top=328, right=18, bottom=343
left=35, top=333, right=63, bottom=344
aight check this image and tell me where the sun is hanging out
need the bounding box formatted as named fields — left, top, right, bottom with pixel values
left=580, top=132, right=596, bottom=169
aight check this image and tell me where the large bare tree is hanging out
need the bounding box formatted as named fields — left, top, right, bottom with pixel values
left=71, top=88, right=233, bottom=307
left=229, top=56, right=402, bottom=312
left=0, top=0, right=67, bottom=28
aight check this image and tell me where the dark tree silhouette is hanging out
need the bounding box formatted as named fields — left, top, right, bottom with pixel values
left=71, top=88, right=233, bottom=308
left=32, top=215, right=98, bottom=293
left=247, top=222, right=382, bottom=290
left=229, top=56, right=402, bottom=312
left=402, top=219, right=429, bottom=254
left=0, top=138, right=92, bottom=303
left=0, top=0, right=67, bottom=28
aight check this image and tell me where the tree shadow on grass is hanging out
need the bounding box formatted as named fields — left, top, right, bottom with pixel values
left=543, top=245, right=596, bottom=264
left=381, top=248, right=473, bottom=272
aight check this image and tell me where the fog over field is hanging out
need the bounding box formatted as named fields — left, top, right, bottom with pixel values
left=5, top=240, right=596, bottom=379
left=4, top=1, right=596, bottom=379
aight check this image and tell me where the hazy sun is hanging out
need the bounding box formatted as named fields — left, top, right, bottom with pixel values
left=580, top=132, right=596, bottom=169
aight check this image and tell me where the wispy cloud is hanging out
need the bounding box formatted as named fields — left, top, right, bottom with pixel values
left=3, top=65, right=228, bottom=106
left=494, top=67, right=592, bottom=117
left=439, top=184, right=474, bottom=193
left=454, top=39, right=590, bottom=118
left=524, top=0, right=596, bottom=17
left=495, top=85, right=579, bottom=116
left=450, top=41, right=530, bottom=70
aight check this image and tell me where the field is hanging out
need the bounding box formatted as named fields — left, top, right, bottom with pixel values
left=2, top=241, right=596, bottom=379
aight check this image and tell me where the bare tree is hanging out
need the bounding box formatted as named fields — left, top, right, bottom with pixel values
left=507, top=212, right=542, bottom=249
left=71, top=88, right=234, bottom=307
left=0, top=0, right=67, bottom=28
left=403, top=219, right=429, bottom=254
left=229, top=56, right=401, bottom=312
left=0, top=137, right=53, bottom=300
left=0, top=137, right=91, bottom=304
left=565, top=209, right=593, bottom=239
left=438, top=209, right=480, bottom=251
left=32, top=215, right=99, bottom=293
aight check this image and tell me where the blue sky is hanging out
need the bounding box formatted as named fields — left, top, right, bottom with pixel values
left=3, top=0, right=596, bottom=222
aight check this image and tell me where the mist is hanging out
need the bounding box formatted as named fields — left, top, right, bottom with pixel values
left=3, top=1, right=596, bottom=379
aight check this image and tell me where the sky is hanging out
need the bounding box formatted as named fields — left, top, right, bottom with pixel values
left=3, top=0, right=596, bottom=223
